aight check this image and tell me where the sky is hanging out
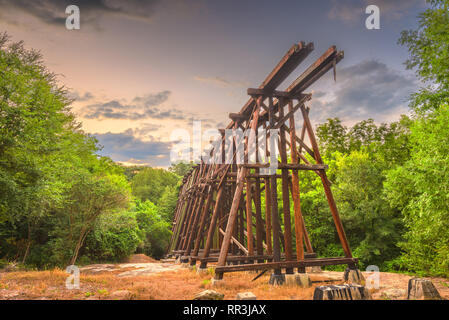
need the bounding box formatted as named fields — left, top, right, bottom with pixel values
left=0, top=0, right=428, bottom=167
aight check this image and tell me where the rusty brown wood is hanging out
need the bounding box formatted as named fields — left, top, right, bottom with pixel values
left=288, top=100, right=305, bottom=264
left=268, top=97, right=282, bottom=275
left=300, top=104, right=352, bottom=258
left=277, top=98, right=294, bottom=274
left=168, top=43, right=356, bottom=279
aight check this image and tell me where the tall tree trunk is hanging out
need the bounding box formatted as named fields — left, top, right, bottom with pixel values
left=70, top=227, right=92, bottom=265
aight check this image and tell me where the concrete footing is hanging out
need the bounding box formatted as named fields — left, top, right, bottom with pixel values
left=314, top=284, right=371, bottom=300
left=344, top=268, right=365, bottom=285
left=306, top=266, right=322, bottom=273
left=284, top=273, right=311, bottom=288
left=269, top=273, right=311, bottom=287
left=407, top=278, right=442, bottom=300
left=268, top=273, right=286, bottom=286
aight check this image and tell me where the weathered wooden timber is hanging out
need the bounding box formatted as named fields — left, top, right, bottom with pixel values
left=167, top=42, right=357, bottom=280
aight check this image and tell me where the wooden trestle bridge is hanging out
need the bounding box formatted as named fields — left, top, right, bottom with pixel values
left=167, top=42, right=358, bottom=281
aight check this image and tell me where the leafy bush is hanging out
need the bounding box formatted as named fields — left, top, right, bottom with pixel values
left=133, top=200, right=172, bottom=259
left=84, top=211, right=142, bottom=263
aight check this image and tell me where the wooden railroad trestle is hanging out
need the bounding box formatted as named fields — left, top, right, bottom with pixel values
left=167, top=42, right=358, bottom=280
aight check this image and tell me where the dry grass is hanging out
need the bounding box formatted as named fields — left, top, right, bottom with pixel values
left=0, top=267, right=334, bottom=300
left=3, top=265, right=447, bottom=300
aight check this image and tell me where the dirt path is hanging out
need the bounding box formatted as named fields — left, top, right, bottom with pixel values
left=1, top=259, right=448, bottom=300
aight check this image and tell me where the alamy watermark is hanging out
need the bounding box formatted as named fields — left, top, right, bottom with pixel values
left=366, top=5, right=380, bottom=30
left=365, top=265, right=380, bottom=289
left=65, top=265, right=80, bottom=289
left=65, top=5, right=80, bottom=30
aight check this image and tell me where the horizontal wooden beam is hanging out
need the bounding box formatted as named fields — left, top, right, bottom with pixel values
left=214, top=257, right=358, bottom=273
left=226, top=42, right=314, bottom=129
left=196, top=252, right=317, bottom=263
left=243, top=163, right=328, bottom=170
left=247, top=88, right=308, bottom=100
left=229, top=113, right=248, bottom=122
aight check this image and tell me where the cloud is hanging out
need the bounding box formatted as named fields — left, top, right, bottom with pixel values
left=194, top=76, right=250, bottom=88
left=133, top=123, right=163, bottom=136
left=69, top=91, right=94, bottom=102
left=132, top=91, right=171, bottom=107
left=328, top=0, right=423, bottom=24
left=94, top=129, right=172, bottom=167
left=310, top=60, right=417, bottom=123
left=0, top=0, right=160, bottom=25
left=82, top=90, right=190, bottom=121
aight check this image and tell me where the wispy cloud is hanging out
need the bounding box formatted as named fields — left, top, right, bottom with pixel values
left=94, top=129, right=172, bottom=167
left=81, top=90, right=190, bottom=121
left=310, top=60, right=417, bottom=123
left=328, top=0, right=423, bottom=24
left=69, top=91, right=94, bottom=102
left=0, top=0, right=161, bottom=25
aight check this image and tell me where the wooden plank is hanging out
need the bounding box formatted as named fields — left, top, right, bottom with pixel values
left=300, top=104, right=352, bottom=258
left=288, top=100, right=305, bottom=263
left=226, top=42, right=314, bottom=129
left=216, top=106, right=261, bottom=275
left=247, top=88, right=308, bottom=99
left=243, top=163, right=328, bottom=170
left=219, top=228, right=248, bottom=255
left=277, top=99, right=294, bottom=273
left=215, top=257, right=358, bottom=273
left=197, top=252, right=317, bottom=263
left=268, top=97, right=282, bottom=275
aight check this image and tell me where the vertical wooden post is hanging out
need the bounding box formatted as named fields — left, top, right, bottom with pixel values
left=300, top=105, right=352, bottom=258
left=245, top=178, right=254, bottom=257
left=268, top=97, right=282, bottom=275
left=288, top=100, right=305, bottom=271
left=264, top=177, right=273, bottom=256
left=216, top=104, right=260, bottom=279
left=191, top=187, right=214, bottom=262
left=200, top=186, right=224, bottom=268
left=278, top=98, right=294, bottom=274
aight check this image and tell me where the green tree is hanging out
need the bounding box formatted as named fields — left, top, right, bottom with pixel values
left=399, top=0, right=449, bottom=113
left=52, top=169, right=131, bottom=265
left=133, top=200, right=172, bottom=259
left=168, top=161, right=195, bottom=177
left=383, top=0, right=449, bottom=276
left=316, top=118, right=349, bottom=159
left=0, top=33, right=79, bottom=263
left=333, top=151, right=403, bottom=268
left=131, top=167, right=179, bottom=204
left=84, top=210, right=141, bottom=262
left=384, top=105, right=449, bottom=276
left=0, top=34, right=133, bottom=267
left=157, top=185, right=180, bottom=222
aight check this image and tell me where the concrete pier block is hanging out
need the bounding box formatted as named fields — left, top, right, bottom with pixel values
left=407, top=278, right=442, bottom=300
left=268, top=273, right=285, bottom=286
left=344, top=268, right=365, bottom=285
left=314, top=284, right=371, bottom=300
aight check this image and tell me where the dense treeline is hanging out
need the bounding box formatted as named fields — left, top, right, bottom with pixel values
left=297, top=0, right=449, bottom=276
left=1, top=1, right=448, bottom=277
left=0, top=33, right=185, bottom=268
